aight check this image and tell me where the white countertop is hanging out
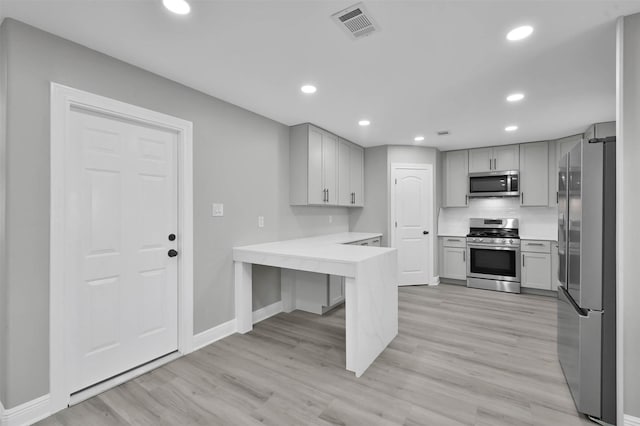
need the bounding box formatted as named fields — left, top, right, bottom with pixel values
left=233, top=232, right=391, bottom=265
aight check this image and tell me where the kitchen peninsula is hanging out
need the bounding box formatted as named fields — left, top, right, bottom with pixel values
left=233, top=233, right=398, bottom=377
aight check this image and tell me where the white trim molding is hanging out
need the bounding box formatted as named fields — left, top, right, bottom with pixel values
left=0, top=394, right=50, bottom=426
left=430, top=275, right=440, bottom=286
left=252, top=301, right=284, bottom=324
left=192, top=301, right=284, bottom=352
left=49, top=83, right=194, bottom=414
left=625, top=415, right=640, bottom=426
left=192, top=319, right=238, bottom=352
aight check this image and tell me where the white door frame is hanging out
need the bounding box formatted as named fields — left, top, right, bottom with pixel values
left=49, top=83, right=194, bottom=411
left=389, top=163, right=436, bottom=285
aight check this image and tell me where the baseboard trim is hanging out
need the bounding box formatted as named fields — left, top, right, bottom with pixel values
left=625, top=414, right=640, bottom=426
left=191, top=301, right=283, bottom=352
left=252, top=300, right=284, bottom=324
left=192, top=318, right=238, bottom=351
left=0, top=394, right=50, bottom=426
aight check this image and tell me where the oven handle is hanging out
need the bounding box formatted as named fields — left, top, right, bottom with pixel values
left=467, top=243, right=520, bottom=251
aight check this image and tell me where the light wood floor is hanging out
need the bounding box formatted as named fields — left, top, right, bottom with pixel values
left=38, top=284, right=593, bottom=426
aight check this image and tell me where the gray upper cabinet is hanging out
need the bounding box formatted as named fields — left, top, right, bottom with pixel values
left=519, top=141, right=549, bottom=206
left=494, top=145, right=520, bottom=170
left=443, top=150, right=469, bottom=207
left=290, top=124, right=338, bottom=205
left=338, top=139, right=364, bottom=207
left=290, top=123, right=363, bottom=207
left=468, top=145, right=519, bottom=172
left=468, top=147, right=493, bottom=172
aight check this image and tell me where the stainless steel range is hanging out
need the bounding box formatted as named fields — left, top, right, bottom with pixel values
left=466, top=218, right=521, bottom=293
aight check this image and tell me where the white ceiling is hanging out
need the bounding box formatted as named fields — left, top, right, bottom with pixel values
left=2, top=0, right=640, bottom=150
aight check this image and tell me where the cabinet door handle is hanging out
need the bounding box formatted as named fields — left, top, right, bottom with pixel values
left=526, top=243, right=545, bottom=246
left=327, top=189, right=330, bottom=202
left=463, top=251, right=466, bottom=262
left=522, top=254, right=525, bottom=267
left=448, top=238, right=461, bottom=242
left=494, top=158, right=496, bottom=170
left=556, top=191, right=559, bottom=204
left=521, top=192, right=524, bottom=204
left=489, top=159, right=492, bottom=170
left=465, top=195, right=468, bottom=205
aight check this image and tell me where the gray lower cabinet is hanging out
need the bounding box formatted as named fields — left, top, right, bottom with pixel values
left=443, top=150, right=469, bottom=207
left=439, top=237, right=467, bottom=280
left=521, top=240, right=552, bottom=290
left=283, top=236, right=381, bottom=315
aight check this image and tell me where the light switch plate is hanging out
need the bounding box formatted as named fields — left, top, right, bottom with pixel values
left=258, top=216, right=264, bottom=228
left=212, top=203, right=224, bottom=217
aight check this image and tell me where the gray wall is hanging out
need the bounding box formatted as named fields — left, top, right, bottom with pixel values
left=349, top=146, right=388, bottom=244
left=0, top=18, right=8, bottom=408
left=620, top=12, right=640, bottom=419
left=0, top=18, right=349, bottom=408
left=350, top=145, right=442, bottom=276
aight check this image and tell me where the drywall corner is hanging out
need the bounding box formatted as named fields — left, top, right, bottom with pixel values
left=349, top=145, right=388, bottom=244
left=0, top=17, right=9, bottom=408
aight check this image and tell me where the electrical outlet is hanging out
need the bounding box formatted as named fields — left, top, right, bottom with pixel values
left=258, top=216, right=264, bottom=228
left=212, top=203, right=224, bottom=217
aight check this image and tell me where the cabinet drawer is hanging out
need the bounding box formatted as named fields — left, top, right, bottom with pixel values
left=521, top=240, right=551, bottom=253
left=441, top=237, right=466, bottom=248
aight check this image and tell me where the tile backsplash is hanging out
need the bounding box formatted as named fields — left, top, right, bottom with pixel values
left=438, top=198, right=557, bottom=240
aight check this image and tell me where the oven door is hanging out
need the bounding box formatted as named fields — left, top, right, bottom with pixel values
left=466, top=243, right=521, bottom=282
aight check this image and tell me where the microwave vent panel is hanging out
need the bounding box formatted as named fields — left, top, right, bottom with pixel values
left=331, top=3, right=379, bottom=40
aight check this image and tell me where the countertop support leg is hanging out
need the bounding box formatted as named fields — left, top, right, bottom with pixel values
left=235, top=261, right=253, bottom=333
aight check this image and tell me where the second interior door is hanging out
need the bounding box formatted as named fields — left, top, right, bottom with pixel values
left=392, top=165, right=433, bottom=286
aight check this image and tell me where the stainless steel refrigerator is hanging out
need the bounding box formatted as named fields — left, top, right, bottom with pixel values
left=557, top=122, right=616, bottom=425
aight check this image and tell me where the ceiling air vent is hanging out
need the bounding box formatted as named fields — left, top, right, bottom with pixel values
left=332, top=3, right=379, bottom=40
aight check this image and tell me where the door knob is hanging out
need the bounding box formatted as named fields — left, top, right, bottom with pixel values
left=423, top=231, right=429, bottom=235
left=168, top=249, right=178, bottom=258
left=168, top=233, right=176, bottom=241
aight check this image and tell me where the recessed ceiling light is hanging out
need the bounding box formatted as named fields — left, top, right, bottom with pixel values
left=506, top=25, right=533, bottom=41
left=414, top=136, right=425, bottom=142
left=163, top=0, right=191, bottom=15
left=505, top=125, right=518, bottom=132
left=358, top=120, right=370, bottom=127
left=300, top=85, right=317, bottom=94
left=506, top=93, right=525, bottom=102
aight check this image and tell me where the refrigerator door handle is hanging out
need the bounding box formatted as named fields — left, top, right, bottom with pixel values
left=559, top=286, right=588, bottom=317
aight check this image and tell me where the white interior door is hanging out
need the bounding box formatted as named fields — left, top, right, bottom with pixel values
left=67, top=107, right=179, bottom=393
left=391, top=165, right=433, bottom=286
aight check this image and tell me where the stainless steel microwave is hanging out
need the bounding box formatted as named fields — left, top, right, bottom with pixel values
left=468, top=170, right=519, bottom=197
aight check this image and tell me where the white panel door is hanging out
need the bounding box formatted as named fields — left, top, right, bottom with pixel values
left=392, top=166, right=433, bottom=286
left=67, top=108, right=178, bottom=393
